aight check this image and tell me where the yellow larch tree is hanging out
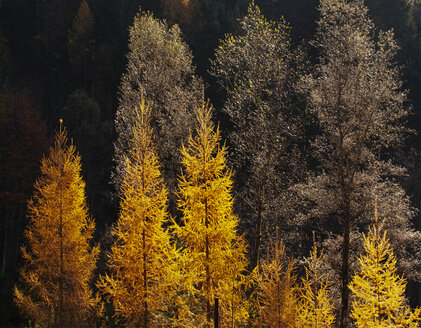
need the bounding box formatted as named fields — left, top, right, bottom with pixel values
left=254, top=233, right=298, bottom=328
left=349, top=208, right=421, bottom=327
left=98, top=98, right=181, bottom=328
left=14, top=121, right=101, bottom=328
left=296, top=234, right=335, bottom=328
left=173, top=100, right=248, bottom=327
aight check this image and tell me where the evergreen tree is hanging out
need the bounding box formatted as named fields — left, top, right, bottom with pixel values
left=113, top=9, right=203, bottom=212
left=349, top=210, right=421, bottom=327
left=173, top=100, right=248, bottom=327
left=162, top=0, right=203, bottom=39
left=254, top=234, right=297, bottom=328
left=211, top=2, right=306, bottom=269
left=67, top=0, right=95, bottom=87
left=98, top=98, right=178, bottom=327
left=295, top=0, right=421, bottom=325
left=297, top=235, right=335, bottom=328
left=61, top=89, right=113, bottom=228
left=14, top=122, right=101, bottom=328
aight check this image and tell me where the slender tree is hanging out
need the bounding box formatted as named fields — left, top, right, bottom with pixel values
left=211, top=2, right=306, bottom=269
left=173, top=100, right=248, bottom=327
left=254, top=233, right=297, bottom=328
left=98, top=98, right=178, bottom=327
left=297, top=235, right=335, bottom=328
left=349, top=209, right=421, bottom=327
left=14, top=121, right=100, bottom=328
left=295, top=0, right=421, bottom=326
left=67, top=0, right=95, bottom=88
left=114, top=9, right=203, bottom=212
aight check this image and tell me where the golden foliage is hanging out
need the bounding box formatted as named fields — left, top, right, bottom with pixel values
left=296, top=236, right=335, bottom=328
left=14, top=123, right=101, bottom=327
left=98, top=98, right=181, bottom=327
left=173, top=100, right=248, bottom=327
left=254, top=234, right=297, bottom=328
left=349, top=211, right=421, bottom=327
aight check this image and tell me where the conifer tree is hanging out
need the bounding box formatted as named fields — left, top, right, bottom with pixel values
left=98, top=98, right=179, bottom=328
left=349, top=209, right=421, bottom=327
left=254, top=234, right=297, bottom=328
left=173, top=100, right=248, bottom=327
left=14, top=121, right=101, bottom=328
left=162, top=0, right=203, bottom=39
left=67, top=0, right=95, bottom=87
left=297, top=235, right=335, bottom=328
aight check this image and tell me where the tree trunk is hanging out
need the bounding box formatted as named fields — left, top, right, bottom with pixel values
left=143, top=228, right=148, bottom=328
left=252, top=190, right=263, bottom=270
left=205, top=197, right=211, bottom=327
left=141, top=155, right=148, bottom=328
left=339, top=207, right=350, bottom=328
left=59, top=200, right=64, bottom=328
left=214, top=297, right=219, bottom=328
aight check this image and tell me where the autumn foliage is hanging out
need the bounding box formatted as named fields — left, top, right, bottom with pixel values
left=297, top=237, right=335, bottom=328
left=173, top=100, right=248, bottom=327
left=254, top=234, right=297, bottom=328
left=98, top=98, right=180, bottom=327
left=14, top=123, right=100, bottom=327
left=8, top=1, right=421, bottom=327
left=349, top=211, right=421, bottom=327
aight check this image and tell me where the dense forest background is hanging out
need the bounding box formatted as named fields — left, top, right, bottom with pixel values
left=0, top=0, right=420, bottom=326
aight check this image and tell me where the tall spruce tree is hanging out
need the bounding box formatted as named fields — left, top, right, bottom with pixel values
left=173, top=100, right=248, bottom=327
left=98, top=98, right=179, bottom=327
left=295, top=0, right=421, bottom=326
left=211, top=2, right=306, bottom=269
left=113, top=9, right=203, bottom=212
left=14, top=122, right=100, bottom=328
left=349, top=210, right=421, bottom=327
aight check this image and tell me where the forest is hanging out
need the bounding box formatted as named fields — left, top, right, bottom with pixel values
left=0, top=0, right=420, bottom=327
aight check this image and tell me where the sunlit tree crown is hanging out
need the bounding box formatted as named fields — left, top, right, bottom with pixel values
left=174, top=99, right=248, bottom=327
left=14, top=123, right=101, bottom=327
left=98, top=97, right=181, bottom=327
left=349, top=209, right=421, bottom=327
left=254, top=233, right=297, bottom=328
